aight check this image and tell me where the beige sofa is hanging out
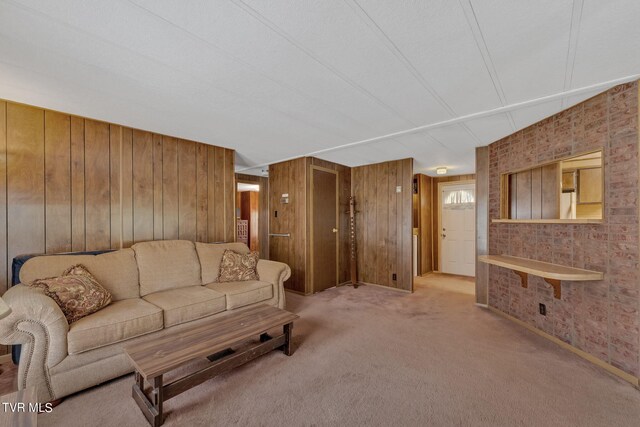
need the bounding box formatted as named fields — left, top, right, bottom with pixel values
left=0, top=240, right=290, bottom=402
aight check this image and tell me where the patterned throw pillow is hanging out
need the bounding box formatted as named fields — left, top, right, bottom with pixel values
left=217, top=250, right=260, bottom=283
left=28, top=264, right=112, bottom=323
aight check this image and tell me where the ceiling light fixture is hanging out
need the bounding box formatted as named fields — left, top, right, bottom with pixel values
left=436, top=167, right=447, bottom=175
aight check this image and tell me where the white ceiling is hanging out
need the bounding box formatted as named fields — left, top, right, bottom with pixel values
left=1, top=1, right=639, bottom=176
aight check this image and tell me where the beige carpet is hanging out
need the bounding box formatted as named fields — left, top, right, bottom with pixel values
left=41, top=274, right=640, bottom=426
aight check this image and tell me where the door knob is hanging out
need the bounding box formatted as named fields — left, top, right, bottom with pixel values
left=332, top=228, right=338, bottom=233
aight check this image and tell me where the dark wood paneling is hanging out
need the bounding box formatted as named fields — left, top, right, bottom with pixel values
left=530, top=167, right=542, bottom=219
left=162, top=136, right=179, bottom=240
left=212, top=147, right=226, bottom=242
left=387, top=162, right=398, bottom=286
left=196, top=144, right=209, bottom=243
left=44, top=111, right=71, bottom=253
left=292, top=158, right=306, bottom=292
left=84, top=120, right=111, bottom=250
left=541, top=163, right=560, bottom=219
left=269, top=158, right=307, bottom=293
left=121, top=127, right=134, bottom=247
left=515, top=170, right=532, bottom=220
left=224, top=149, right=235, bottom=242
left=178, top=139, right=197, bottom=241
left=363, top=165, right=375, bottom=284
left=352, top=159, right=413, bottom=291
left=110, top=125, right=122, bottom=249
left=376, top=162, right=389, bottom=287
left=6, top=104, right=45, bottom=279
left=153, top=134, right=163, bottom=240
left=336, top=163, right=351, bottom=285
left=352, top=167, right=364, bottom=285
left=133, top=130, right=154, bottom=243
left=0, top=98, right=236, bottom=315
left=416, top=174, right=433, bottom=275
left=475, top=146, right=489, bottom=305
left=70, top=116, right=85, bottom=251
left=400, top=159, right=413, bottom=291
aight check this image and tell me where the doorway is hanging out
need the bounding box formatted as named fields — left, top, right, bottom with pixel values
left=310, top=166, right=339, bottom=293
left=439, top=181, right=476, bottom=277
left=236, top=182, right=260, bottom=251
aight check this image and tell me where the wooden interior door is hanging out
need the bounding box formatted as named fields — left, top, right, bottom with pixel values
left=312, top=167, right=338, bottom=292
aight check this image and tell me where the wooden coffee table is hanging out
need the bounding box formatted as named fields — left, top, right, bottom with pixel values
left=124, top=304, right=299, bottom=426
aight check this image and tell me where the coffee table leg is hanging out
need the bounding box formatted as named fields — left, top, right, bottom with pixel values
left=132, top=372, right=162, bottom=426
left=152, top=376, right=164, bottom=427
left=135, top=371, right=144, bottom=391
left=283, top=322, right=293, bottom=356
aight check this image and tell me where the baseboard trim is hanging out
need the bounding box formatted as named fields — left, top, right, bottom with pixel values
left=488, top=306, right=640, bottom=388
left=358, top=281, right=412, bottom=293
left=474, top=303, right=488, bottom=308
left=0, top=353, right=12, bottom=364
left=284, top=289, right=309, bottom=296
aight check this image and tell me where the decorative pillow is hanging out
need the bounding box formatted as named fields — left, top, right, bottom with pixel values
left=28, top=264, right=112, bottom=323
left=217, top=250, right=260, bottom=283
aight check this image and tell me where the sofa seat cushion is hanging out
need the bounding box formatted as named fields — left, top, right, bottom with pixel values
left=67, top=299, right=163, bottom=354
left=206, top=280, right=273, bottom=309
left=143, top=286, right=226, bottom=328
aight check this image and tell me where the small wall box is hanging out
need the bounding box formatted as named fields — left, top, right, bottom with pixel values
left=281, top=193, right=289, bottom=204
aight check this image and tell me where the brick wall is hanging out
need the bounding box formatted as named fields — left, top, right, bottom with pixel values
left=488, top=82, right=639, bottom=377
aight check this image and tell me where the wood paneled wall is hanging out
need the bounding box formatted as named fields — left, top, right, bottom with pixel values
left=508, top=164, right=560, bottom=219
left=0, top=100, right=236, bottom=294
left=414, top=174, right=433, bottom=275
left=268, top=157, right=308, bottom=293
left=475, top=147, right=489, bottom=305
left=352, top=158, right=413, bottom=291
left=268, top=157, right=351, bottom=294
left=236, top=173, right=269, bottom=260
left=431, top=174, right=475, bottom=271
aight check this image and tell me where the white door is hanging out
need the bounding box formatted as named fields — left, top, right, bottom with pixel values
left=440, top=183, right=476, bottom=277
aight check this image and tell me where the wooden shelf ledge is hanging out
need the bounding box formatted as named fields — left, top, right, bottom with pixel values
left=478, top=255, right=604, bottom=299
left=492, top=219, right=603, bottom=224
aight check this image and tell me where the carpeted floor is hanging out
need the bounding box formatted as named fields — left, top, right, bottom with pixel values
left=40, top=274, right=640, bottom=426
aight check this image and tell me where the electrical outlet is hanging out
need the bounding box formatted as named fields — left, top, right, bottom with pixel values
left=392, top=273, right=397, bottom=281
left=539, top=303, right=546, bottom=316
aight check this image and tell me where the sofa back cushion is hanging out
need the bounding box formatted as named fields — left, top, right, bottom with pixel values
left=132, top=240, right=202, bottom=296
left=19, top=249, right=140, bottom=300
left=195, top=242, right=251, bottom=284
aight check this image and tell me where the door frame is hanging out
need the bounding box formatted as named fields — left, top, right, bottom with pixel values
left=437, top=179, right=475, bottom=273
left=235, top=174, right=269, bottom=259
left=309, top=165, right=339, bottom=293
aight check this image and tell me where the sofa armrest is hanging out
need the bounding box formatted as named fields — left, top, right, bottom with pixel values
left=257, top=260, right=291, bottom=309
left=0, top=284, right=69, bottom=401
